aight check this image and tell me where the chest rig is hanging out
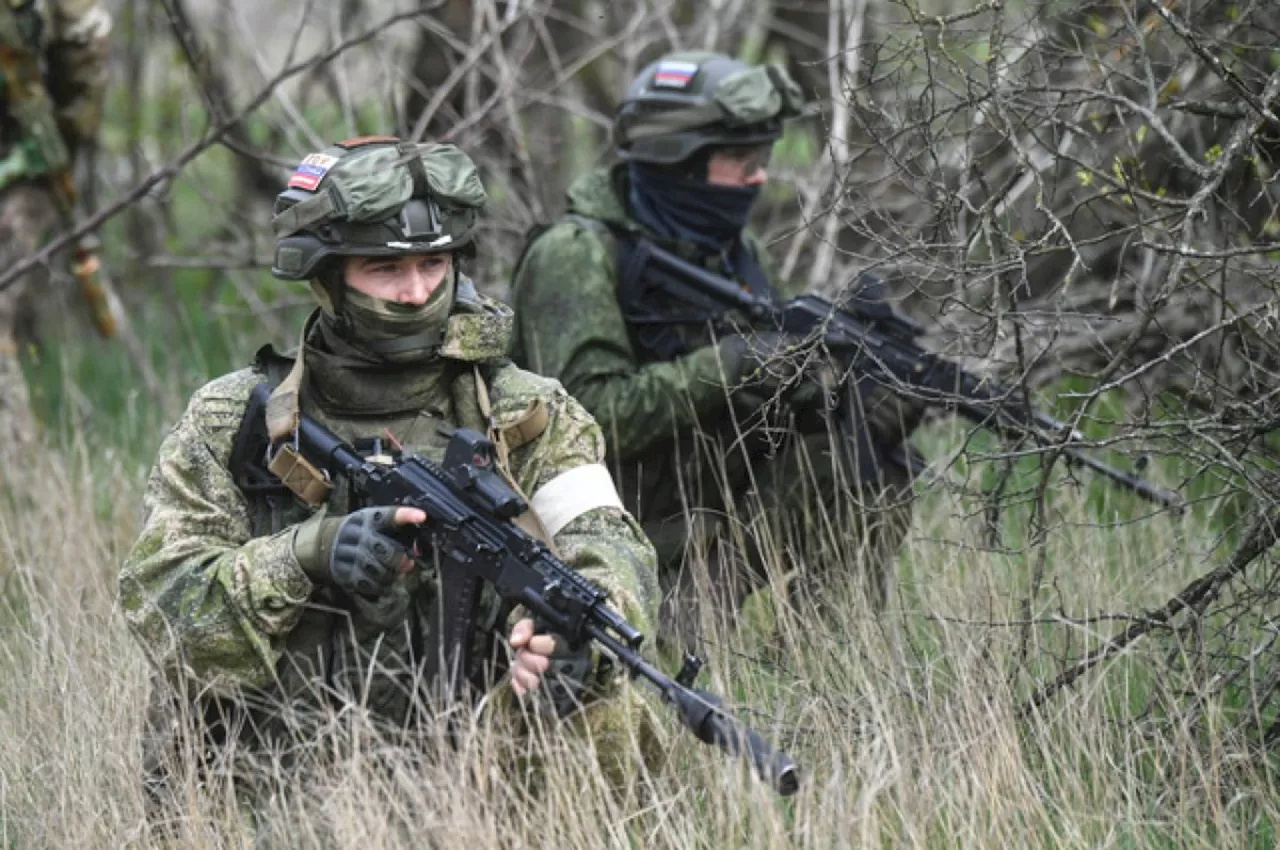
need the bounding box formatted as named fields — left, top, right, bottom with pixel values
left=229, top=344, right=554, bottom=697
left=568, top=214, right=778, bottom=363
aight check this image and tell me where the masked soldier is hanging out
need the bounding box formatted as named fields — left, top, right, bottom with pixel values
left=120, top=139, right=660, bottom=808
left=0, top=0, right=111, bottom=454
left=509, top=52, right=920, bottom=646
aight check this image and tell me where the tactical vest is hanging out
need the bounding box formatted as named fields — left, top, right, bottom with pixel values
left=227, top=345, right=306, bottom=538
left=517, top=213, right=777, bottom=365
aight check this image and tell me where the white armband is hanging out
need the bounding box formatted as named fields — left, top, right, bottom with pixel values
left=529, top=464, right=624, bottom=538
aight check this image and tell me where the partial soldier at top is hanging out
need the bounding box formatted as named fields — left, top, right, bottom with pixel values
left=0, top=0, right=111, bottom=454
left=509, top=52, right=923, bottom=648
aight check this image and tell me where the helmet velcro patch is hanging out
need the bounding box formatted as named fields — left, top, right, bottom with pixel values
left=336, top=135, right=400, bottom=149
left=652, top=60, right=700, bottom=90
left=288, top=153, right=339, bottom=192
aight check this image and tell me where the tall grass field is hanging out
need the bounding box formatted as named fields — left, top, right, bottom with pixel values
left=0, top=318, right=1275, bottom=849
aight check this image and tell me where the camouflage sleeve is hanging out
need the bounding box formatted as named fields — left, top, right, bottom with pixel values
left=512, top=220, right=733, bottom=462
left=45, top=0, right=111, bottom=146
left=496, top=370, right=660, bottom=635
left=118, top=372, right=314, bottom=690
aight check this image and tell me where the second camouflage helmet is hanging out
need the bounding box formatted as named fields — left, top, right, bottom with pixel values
left=271, top=137, right=488, bottom=281
left=613, top=52, right=804, bottom=165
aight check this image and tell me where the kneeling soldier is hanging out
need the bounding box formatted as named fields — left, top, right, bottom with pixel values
left=120, top=138, right=660, bottom=810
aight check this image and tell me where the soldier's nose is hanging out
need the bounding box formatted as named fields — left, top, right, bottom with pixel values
left=399, top=270, right=432, bottom=304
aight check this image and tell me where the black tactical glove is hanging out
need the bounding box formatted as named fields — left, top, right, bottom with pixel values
left=533, top=629, right=596, bottom=718
left=293, top=507, right=416, bottom=599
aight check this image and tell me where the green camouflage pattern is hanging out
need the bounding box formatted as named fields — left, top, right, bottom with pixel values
left=509, top=165, right=914, bottom=599
left=439, top=279, right=514, bottom=362
left=712, top=64, right=804, bottom=126
left=120, top=288, right=658, bottom=729
left=0, top=0, right=111, bottom=162
left=510, top=164, right=799, bottom=464
left=272, top=142, right=486, bottom=280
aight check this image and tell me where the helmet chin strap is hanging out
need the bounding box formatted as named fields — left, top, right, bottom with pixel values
left=310, top=265, right=345, bottom=312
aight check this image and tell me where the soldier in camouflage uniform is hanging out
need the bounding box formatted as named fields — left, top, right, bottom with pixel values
left=120, top=139, right=660, bottom=808
left=510, top=53, right=920, bottom=646
left=0, top=0, right=110, bottom=454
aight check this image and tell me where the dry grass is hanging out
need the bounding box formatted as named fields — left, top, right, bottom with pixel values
left=1, top=411, right=1277, bottom=849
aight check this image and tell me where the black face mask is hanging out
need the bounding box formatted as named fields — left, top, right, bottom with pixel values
left=627, top=162, right=761, bottom=253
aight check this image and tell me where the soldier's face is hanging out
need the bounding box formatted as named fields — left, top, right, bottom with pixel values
left=344, top=253, right=452, bottom=305
left=706, top=144, right=772, bottom=187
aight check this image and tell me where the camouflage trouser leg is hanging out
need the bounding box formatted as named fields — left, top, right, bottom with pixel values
left=650, top=426, right=916, bottom=649
left=0, top=183, right=58, bottom=458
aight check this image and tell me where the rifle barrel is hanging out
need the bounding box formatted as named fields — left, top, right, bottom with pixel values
left=588, top=623, right=801, bottom=796
left=1056, top=443, right=1184, bottom=511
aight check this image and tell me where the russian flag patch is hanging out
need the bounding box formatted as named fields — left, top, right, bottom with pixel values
left=288, top=153, right=338, bottom=191
left=652, top=60, right=699, bottom=90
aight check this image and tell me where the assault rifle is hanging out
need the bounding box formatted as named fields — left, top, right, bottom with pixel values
left=253, top=384, right=800, bottom=796
left=0, top=2, right=123, bottom=336
left=619, top=239, right=1183, bottom=511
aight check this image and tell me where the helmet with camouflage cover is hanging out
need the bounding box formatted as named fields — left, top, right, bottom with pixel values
left=613, top=52, right=804, bottom=166
left=271, top=136, right=488, bottom=282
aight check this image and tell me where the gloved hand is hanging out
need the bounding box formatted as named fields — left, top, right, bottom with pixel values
left=509, top=618, right=596, bottom=718
left=293, top=506, right=425, bottom=599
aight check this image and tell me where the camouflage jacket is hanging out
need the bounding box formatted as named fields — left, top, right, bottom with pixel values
left=1, top=0, right=110, bottom=166
left=510, top=164, right=805, bottom=464
left=120, top=284, right=658, bottom=724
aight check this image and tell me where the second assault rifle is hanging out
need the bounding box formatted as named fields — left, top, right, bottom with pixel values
left=618, top=239, right=1183, bottom=511
left=0, top=1, right=123, bottom=336
left=252, top=384, right=800, bottom=796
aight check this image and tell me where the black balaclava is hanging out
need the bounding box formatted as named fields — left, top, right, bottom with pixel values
left=627, top=160, right=761, bottom=254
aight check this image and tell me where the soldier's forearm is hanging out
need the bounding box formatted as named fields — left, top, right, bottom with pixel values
left=570, top=345, right=733, bottom=460
left=119, top=525, right=312, bottom=687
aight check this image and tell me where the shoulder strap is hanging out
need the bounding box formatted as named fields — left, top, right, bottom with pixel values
left=565, top=213, right=613, bottom=236
left=229, top=346, right=295, bottom=497
left=729, top=236, right=777, bottom=301
left=471, top=364, right=559, bottom=553
left=265, top=314, right=317, bottom=443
